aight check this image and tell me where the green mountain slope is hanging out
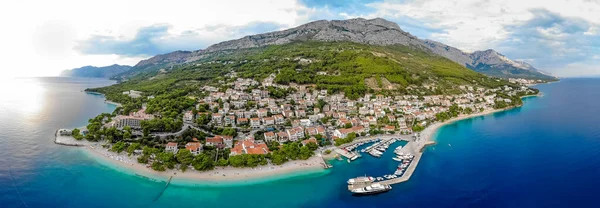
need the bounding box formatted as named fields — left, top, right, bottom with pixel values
left=88, top=41, right=518, bottom=102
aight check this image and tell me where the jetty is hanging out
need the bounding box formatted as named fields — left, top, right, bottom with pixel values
left=347, top=134, right=437, bottom=190
left=333, top=148, right=359, bottom=160
left=153, top=176, right=174, bottom=202
left=54, top=129, right=85, bottom=147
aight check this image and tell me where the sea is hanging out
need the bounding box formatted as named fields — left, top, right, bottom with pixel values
left=1, top=77, right=600, bottom=208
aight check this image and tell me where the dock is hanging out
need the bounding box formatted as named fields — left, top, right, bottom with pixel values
left=346, top=135, right=437, bottom=190
left=334, top=148, right=358, bottom=160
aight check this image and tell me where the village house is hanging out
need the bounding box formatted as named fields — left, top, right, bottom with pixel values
left=263, top=117, right=275, bottom=125
left=283, top=110, right=294, bottom=118
left=165, top=142, right=178, bottom=154
left=257, top=108, right=268, bottom=118
left=250, top=117, right=261, bottom=128
left=185, top=140, right=203, bottom=155
left=236, top=117, right=248, bottom=125
left=184, top=111, right=194, bottom=123
left=274, top=114, right=285, bottom=125
left=230, top=138, right=269, bottom=156
left=212, top=113, right=223, bottom=125
left=302, top=137, right=318, bottom=146
left=295, top=109, right=306, bottom=118
left=277, top=131, right=289, bottom=143
left=224, top=115, right=235, bottom=126
left=264, top=131, right=277, bottom=142
left=333, top=126, right=365, bottom=138
left=305, top=126, right=326, bottom=136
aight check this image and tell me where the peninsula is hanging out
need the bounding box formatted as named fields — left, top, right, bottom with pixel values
left=55, top=18, right=550, bottom=186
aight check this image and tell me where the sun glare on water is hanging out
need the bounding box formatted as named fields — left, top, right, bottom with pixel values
left=0, top=77, right=45, bottom=117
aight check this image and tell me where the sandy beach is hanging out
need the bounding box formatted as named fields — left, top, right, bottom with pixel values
left=57, top=94, right=537, bottom=184
left=419, top=108, right=513, bottom=143
left=80, top=142, right=326, bottom=183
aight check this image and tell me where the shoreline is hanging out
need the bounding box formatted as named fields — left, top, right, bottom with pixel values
left=80, top=143, right=327, bottom=185
left=59, top=91, right=539, bottom=186
left=84, top=90, right=123, bottom=107
left=419, top=94, right=540, bottom=144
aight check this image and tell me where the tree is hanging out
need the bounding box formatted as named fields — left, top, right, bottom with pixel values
left=111, top=141, right=127, bottom=153
left=152, top=161, right=165, bottom=171
left=299, top=146, right=313, bottom=160
left=267, top=141, right=280, bottom=151
left=412, top=125, right=425, bottom=132
left=192, top=153, right=215, bottom=171
left=306, top=142, right=318, bottom=151
left=123, top=131, right=132, bottom=140
left=221, top=128, right=237, bottom=137
left=196, top=113, right=211, bottom=125
left=126, top=143, right=140, bottom=155
left=465, top=107, right=473, bottom=114
left=216, top=158, right=229, bottom=166
left=72, top=128, right=83, bottom=140
left=177, top=149, right=194, bottom=167
left=271, top=151, right=288, bottom=165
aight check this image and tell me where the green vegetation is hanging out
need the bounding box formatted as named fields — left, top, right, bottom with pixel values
left=72, top=128, right=83, bottom=140
left=334, top=132, right=357, bottom=146
left=88, top=41, right=520, bottom=108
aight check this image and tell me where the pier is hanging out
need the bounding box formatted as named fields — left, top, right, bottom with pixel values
left=153, top=176, right=174, bottom=202
left=346, top=134, right=437, bottom=190
left=333, top=148, right=359, bottom=160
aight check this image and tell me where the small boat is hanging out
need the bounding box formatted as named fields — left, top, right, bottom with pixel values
left=392, top=157, right=403, bottom=162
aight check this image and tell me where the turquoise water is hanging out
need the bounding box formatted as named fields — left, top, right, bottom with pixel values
left=2, top=77, right=600, bottom=207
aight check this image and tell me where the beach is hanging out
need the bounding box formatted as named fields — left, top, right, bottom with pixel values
left=81, top=142, right=326, bottom=183
left=419, top=108, right=509, bottom=143
left=57, top=94, right=538, bottom=185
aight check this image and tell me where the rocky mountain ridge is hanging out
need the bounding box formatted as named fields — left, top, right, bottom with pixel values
left=119, top=18, right=555, bottom=80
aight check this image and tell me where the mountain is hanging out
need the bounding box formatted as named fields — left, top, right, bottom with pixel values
left=467, top=50, right=556, bottom=80
left=112, top=51, right=192, bottom=79
left=61, top=64, right=132, bottom=78
left=118, top=18, right=555, bottom=80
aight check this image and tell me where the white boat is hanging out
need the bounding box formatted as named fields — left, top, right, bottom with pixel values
left=347, top=176, right=375, bottom=185
left=392, top=157, right=403, bottom=162
left=351, top=183, right=392, bottom=195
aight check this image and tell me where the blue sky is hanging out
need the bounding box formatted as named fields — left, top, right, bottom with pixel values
left=1, top=0, right=599, bottom=77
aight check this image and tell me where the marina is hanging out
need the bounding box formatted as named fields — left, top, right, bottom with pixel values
left=343, top=134, right=437, bottom=193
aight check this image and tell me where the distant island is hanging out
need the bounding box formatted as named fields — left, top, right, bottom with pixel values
left=56, top=18, right=551, bottom=187
left=60, top=64, right=132, bottom=78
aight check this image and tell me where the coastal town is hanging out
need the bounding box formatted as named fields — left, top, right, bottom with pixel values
left=56, top=70, right=539, bottom=189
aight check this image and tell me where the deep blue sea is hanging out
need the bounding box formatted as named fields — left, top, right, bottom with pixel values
left=1, top=77, right=600, bottom=208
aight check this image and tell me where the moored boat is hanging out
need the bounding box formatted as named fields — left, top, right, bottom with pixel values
left=351, top=183, right=392, bottom=196
left=347, top=176, right=375, bottom=185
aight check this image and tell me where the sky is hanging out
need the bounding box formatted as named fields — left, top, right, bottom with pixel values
left=1, top=0, right=599, bottom=78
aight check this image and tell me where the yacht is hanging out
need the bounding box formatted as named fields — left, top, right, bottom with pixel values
left=351, top=183, right=392, bottom=196
left=347, top=176, right=375, bottom=185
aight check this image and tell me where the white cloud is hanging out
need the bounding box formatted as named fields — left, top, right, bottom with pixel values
left=2, top=0, right=600, bottom=77
left=365, top=0, right=600, bottom=76
left=0, top=0, right=309, bottom=77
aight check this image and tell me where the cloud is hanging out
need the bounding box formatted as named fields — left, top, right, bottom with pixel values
left=75, top=22, right=286, bottom=56
left=355, top=0, right=600, bottom=76
left=496, top=9, right=600, bottom=76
